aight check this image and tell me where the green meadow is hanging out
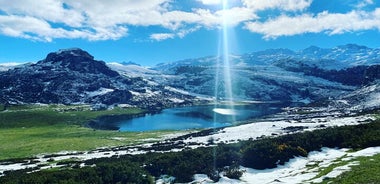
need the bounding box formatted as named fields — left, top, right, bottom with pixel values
left=320, top=153, right=380, bottom=184
left=0, top=105, right=172, bottom=160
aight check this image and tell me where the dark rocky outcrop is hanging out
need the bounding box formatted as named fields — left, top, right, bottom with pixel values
left=0, top=48, right=195, bottom=108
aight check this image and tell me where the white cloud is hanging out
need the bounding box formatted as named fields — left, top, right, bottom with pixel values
left=0, top=0, right=169, bottom=41
left=197, top=0, right=221, bottom=5
left=0, top=0, right=84, bottom=27
left=215, top=7, right=257, bottom=27
left=245, top=9, right=380, bottom=39
left=150, top=33, right=175, bottom=41
left=0, top=0, right=310, bottom=41
left=64, top=0, right=169, bottom=27
left=356, top=0, right=374, bottom=9
left=178, top=26, right=201, bottom=38
left=150, top=26, right=201, bottom=42
left=0, top=0, right=379, bottom=42
left=242, top=0, right=312, bottom=11
left=0, top=15, right=128, bottom=41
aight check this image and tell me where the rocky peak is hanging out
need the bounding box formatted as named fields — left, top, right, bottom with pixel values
left=42, top=48, right=94, bottom=64
left=37, top=48, right=119, bottom=77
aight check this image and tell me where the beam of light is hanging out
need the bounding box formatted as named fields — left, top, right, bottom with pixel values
left=221, top=0, right=235, bottom=120
left=213, top=0, right=237, bottom=177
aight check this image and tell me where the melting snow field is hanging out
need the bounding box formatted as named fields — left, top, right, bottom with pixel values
left=193, top=147, right=380, bottom=184
left=183, top=115, right=374, bottom=145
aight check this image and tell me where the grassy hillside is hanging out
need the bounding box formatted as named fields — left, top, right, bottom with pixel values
left=320, top=153, right=380, bottom=184
left=0, top=105, right=172, bottom=160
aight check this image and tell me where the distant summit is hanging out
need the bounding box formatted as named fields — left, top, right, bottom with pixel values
left=45, top=48, right=94, bottom=62
left=119, top=61, right=141, bottom=66
left=336, top=44, right=369, bottom=51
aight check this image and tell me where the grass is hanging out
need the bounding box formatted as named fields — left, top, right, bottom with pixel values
left=320, top=153, right=380, bottom=184
left=0, top=125, right=171, bottom=160
left=0, top=104, right=143, bottom=128
left=309, top=155, right=350, bottom=181
left=0, top=104, right=175, bottom=160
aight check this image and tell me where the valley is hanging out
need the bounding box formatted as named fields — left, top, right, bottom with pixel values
left=1, top=44, right=380, bottom=183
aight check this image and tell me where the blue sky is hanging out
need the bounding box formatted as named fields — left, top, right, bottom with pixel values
left=0, top=0, right=379, bottom=66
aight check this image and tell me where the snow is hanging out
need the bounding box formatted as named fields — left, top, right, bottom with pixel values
left=190, top=146, right=380, bottom=184
left=310, top=162, right=360, bottom=183
left=164, top=86, right=190, bottom=95
left=0, top=62, right=24, bottom=71
left=366, top=92, right=380, bottom=108
left=169, top=98, right=185, bottom=103
left=183, top=115, right=374, bottom=145
left=217, top=177, right=241, bottom=183
left=193, top=174, right=215, bottom=183
left=0, top=113, right=376, bottom=179
left=107, top=62, right=162, bottom=82
left=344, top=83, right=380, bottom=110
left=347, top=146, right=380, bottom=157
left=55, top=48, right=81, bottom=54
left=86, top=88, right=114, bottom=97
left=129, top=90, right=141, bottom=96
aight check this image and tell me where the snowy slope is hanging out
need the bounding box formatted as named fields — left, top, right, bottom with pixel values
left=338, top=82, right=380, bottom=110
left=0, top=62, right=28, bottom=71
left=149, top=44, right=380, bottom=104
left=107, top=62, right=160, bottom=78
left=152, top=60, right=355, bottom=103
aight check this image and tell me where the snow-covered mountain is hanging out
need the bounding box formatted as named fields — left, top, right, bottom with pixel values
left=0, top=49, right=195, bottom=109
left=149, top=44, right=380, bottom=104
left=155, top=44, right=380, bottom=71
left=1, top=44, right=379, bottom=109
left=334, top=82, right=380, bottom=111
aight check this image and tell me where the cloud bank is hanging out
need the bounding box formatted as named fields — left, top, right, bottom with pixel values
left=0, top=0, right=378, bottom=41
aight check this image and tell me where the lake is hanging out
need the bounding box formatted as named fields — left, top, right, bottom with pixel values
left=112, top=103, right=287, bottom=132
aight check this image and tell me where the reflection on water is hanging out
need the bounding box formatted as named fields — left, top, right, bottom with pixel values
left=213, top=108, right=238, bottom=115
left=116, top=104, right=286, bottom=132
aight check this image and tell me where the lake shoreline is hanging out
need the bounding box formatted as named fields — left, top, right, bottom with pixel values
left=1, top=106, right=375, bottom=177
left=88, top=102, right=292, bottom=132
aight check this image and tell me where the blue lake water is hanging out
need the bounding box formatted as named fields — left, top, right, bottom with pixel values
left=117, top=104, right=286, bottom=132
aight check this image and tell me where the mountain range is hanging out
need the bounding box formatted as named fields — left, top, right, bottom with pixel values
left=1, top=44, right=380, bottom=111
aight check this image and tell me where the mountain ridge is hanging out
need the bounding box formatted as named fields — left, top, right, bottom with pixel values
left=1, top=44, right=380, bottom=110
left=145, top=44, right=380, bottom=109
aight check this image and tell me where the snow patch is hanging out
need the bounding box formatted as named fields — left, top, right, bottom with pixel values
left=191, top=147, right=380, bottom=184
left=86, top=88, right=114, bottom=97
left=0, top=62, right=24, bottom=71
left=164, top=86, right=190, bottom=95
left=55, top=48, right=81, bottom=54
left=183, top=115, right=374, bottom=145
left=169, top=98, right=185, bottom=103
